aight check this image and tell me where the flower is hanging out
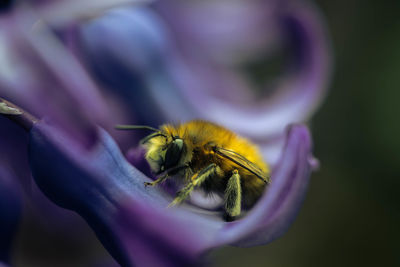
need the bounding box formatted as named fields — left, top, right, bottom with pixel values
left=0, top=1, right=153, bottom=266
left=28, top=118, right=313, bottom=267
left=77, top=0, right=330, bottom=164
left=0, top=0, right=331, bottom=266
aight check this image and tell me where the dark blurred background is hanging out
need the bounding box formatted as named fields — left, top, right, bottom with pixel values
left=212, top=0, right=400, bottom=266
left=11, top=0, right=400, bottom=266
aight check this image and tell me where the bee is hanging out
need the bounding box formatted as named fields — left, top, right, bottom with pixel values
left=116, top=120, right=270, bottom=221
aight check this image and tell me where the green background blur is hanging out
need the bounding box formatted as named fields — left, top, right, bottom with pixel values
left=13, top=1, right=400, bottom=266
left=213, top=0, right=400, bottom=266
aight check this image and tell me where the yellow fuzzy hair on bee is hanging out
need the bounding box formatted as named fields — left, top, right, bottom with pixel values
left=116, top=120, right=270, bottom=221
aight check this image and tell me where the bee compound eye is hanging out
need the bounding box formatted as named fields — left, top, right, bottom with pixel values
left=164, top=139, right=184, bottom=169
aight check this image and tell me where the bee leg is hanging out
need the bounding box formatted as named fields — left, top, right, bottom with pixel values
left=169, top=163, right=219, bottom=207
left=168, top=182, right=195, bottom=207
left=144, top=164, right=189, bottom=187
left=144, top=173, right=168, bottom=187
left=224, top=170, right=242, bottom=221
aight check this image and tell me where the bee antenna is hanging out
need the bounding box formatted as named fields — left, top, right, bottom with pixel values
left=140, top=132, right=167, bottom=144
left=115, top=125, right=160, bottom=132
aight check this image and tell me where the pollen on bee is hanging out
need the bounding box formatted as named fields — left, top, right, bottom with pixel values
left=191, top=173, right=199, bottom=181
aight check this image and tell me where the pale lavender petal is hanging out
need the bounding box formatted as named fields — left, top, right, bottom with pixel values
left=152, top=1, right=331, bottom=141
left=78, top=6, right=170, bottom=73
left=0, top=10, right=113, bottom=147
left=77, top=6, right=195, bottom=126
left=260, top=137, right=286, bottom=167
left=155, top=0, right=281, bottom=61
left=29, top=0, right=152, bottom=26
left=73, top=2, right=330, bottom=158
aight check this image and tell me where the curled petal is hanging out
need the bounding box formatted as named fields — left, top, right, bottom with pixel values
left=77, top=2, right=330, bottom=144
left=77, top=6, right=194, bottom=126
left=21, top=0, right=152, bottom=26
left=0, top=116, right=89, bottom=239
left=154, top=1, right=332, bottom=140
left=29, top=119, right=313, bottom=266
left=29, top=121, right=170, bottom=266
left=79, top=7, right=170, bottom=74
left=155, top=0, right=281, bottom=61
left=0, top=10, right=112, bottom=148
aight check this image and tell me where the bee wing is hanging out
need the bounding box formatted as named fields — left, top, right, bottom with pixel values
left=214, top=147, right=270, bottom=184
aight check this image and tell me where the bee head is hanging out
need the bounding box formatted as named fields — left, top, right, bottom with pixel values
left=114, top=124, right=185, bottom=173
left=145, top=135, right=184, bottom=174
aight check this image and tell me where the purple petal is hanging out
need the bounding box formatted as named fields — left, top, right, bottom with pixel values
left=79, top=7, right=171, bottom=74
left=153, top=1, right=331, bottom=140
left=28, top=120, right=218, bottom=266
left=115, top=124, right=314, bottom=265
left=27, top=0, right=152, bottom=26
left=29, top=116, right=313, bottom=266
left=0, top=117, right=32, bottom=201
left=115, top=200, right=221, bottom=267
left=28, top=120, right=170, bottom=266
left=71, top=2, right=330, bottom=162
left=75, top=2, right=330, bottom=145
left=125, top=146, right=153, bottom=177
left=0, top=10, right=113, bottom=148
left=155, top=0, right=281, bottom=60
left=77, top=6, right=194, bottom=126
left=0, top=116, right=91, bottom=240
